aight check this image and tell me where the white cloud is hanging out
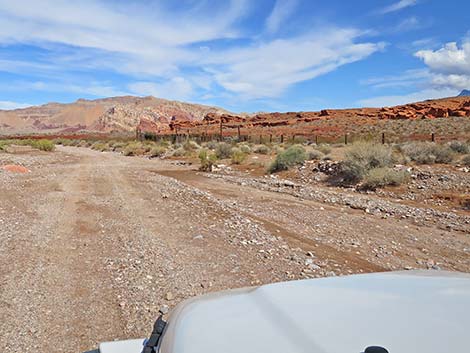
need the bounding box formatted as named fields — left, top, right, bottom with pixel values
left=358, top=88, right=458, bottom=107
left=414, top=39, right=470, bottom=91
left=415, top=41, right=470, bottom=76
left=207, top=29, right=385, bottom=98
left=265, top=0, right=298, bottom=34
left=361, top=69, right=430, bottom=89
left=394, top=16, right=421, bottom=32
left=379, top=0, right=418, bottom=14
left=0, top=0, right=384, bottom=104
left=0, top=100, right=32, bottom=110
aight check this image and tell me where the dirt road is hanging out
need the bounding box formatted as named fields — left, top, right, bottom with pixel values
left=1, top=147, right=469, bottom=353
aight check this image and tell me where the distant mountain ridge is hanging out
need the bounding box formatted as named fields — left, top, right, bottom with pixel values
left=2, top=94, right=470, bottom=137
left=0, top=96, right=230, bottom=135
left=458, top=89, right=470, bottom=97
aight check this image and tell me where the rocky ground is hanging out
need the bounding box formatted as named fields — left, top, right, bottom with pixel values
left=1, top=146, right=469, bottom=353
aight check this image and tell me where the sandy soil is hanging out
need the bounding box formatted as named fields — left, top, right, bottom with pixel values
left=1, top=146, right=469, bottom=353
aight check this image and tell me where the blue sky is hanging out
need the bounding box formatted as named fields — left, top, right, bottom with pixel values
left=0, top=0, right=469, bottom=112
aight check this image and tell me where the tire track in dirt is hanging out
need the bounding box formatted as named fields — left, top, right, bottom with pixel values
left=156, top=169, right=385, bottom=272
left=0, top=152, right=125, bottom=353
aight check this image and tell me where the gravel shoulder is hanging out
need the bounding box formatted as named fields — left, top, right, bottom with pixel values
left=1, top=147, right=469, bottom=352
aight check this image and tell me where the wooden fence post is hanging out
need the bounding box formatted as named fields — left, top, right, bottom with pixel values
left=431, top=132, right=435, bottom=142
left=280, top=135, right=284, bottom=143
left=219, top=119, right=223, bottom=141
left=382, top=132, right=385, bottom=145
left=237, top=126, right=241, bottom=141
left=269, top=134, right=272, bottom=143
left=344, top=134, right=348, bottom=145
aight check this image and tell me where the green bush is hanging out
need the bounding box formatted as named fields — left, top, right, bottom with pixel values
left=362, top=167, right=409, bottom=190
left=215, top=142, right=233, bottom=159
left=268, top=145, right=306, bottom=173
left=448, top=141, right=469, bottom=154
left=199, top=149, right=217, bottom=171
left=231, top=148, right=247, bottom=164
left=253, top=144, right=270, bottom=155
left=401, top=142, right=454, bottom=164
left=31, top=139, right=55, bottom=151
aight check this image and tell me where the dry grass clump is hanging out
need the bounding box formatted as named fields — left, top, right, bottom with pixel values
left=400, top=142, right=454, bottom=164
left=313, top=144, right=332, bottom=155
left=253, top=144, right=270, bottom=155
left=231, top=148, right=247, bottom=164
left=171, top=147, right=186, bottom=157
left=268, top=145, right=306, bottom=173
left=307, top=150, right=324, bottom=160
left=198, top=148, right=217, bottom=171
left=149, top=146, right=167, bottom=158
left=238, top=143, right=251, bottom=154
left=123, top=142, right=146, bottom=156
left=91, top=142, right=109, bottom=152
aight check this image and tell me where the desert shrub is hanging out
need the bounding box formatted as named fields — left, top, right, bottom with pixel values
left=401, top=142, right=454, bottom=164
left=231, top=148, right=247, bottom=164
left=78, top=140, right=89, bottom=147
left=336, top=142, right=393, bottom=184
left=91, top=142, right=108, bottom=152
left=345, top=141, right=393, bottom=169
left=0, top=140, right=10, bottom=151
left=268, top=145, right=306, bottom=173
left=183, top=139, right=200, bottom=151
left=123, top=142, right=145, bottom=156
left=111, top=141, right=126, bottom=151
left=461, top=155, right=470, bottom=166
left=448, top=141, right=469, bottom=154
left=53, top=138, right=72, bottom=146
left=239, top=144, right=251, bottom=154
left=171, top=147, right=186, bottom=157
left=253, top=144, right=270, bottom=154
left=215, top=142, right=233, bottom=159
left=308, top=150, right=324, bottom=160
left=68, top=139, right=81, bottom=147
left=141, top=142, right=154, bottom=153
left=149, top=146, right=166, bottom=158
left=362, top=167, right=409, bottom=190
left=314, top=144, right=332, bottom=155
left=205, top=140, right=218, bottom=150
left=198, top=149, right=217, bottom=172
left=31, top=139, right=55, bottom=151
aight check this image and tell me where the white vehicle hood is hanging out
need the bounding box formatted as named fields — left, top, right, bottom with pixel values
left=159, top=270, right=470, bottom=353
